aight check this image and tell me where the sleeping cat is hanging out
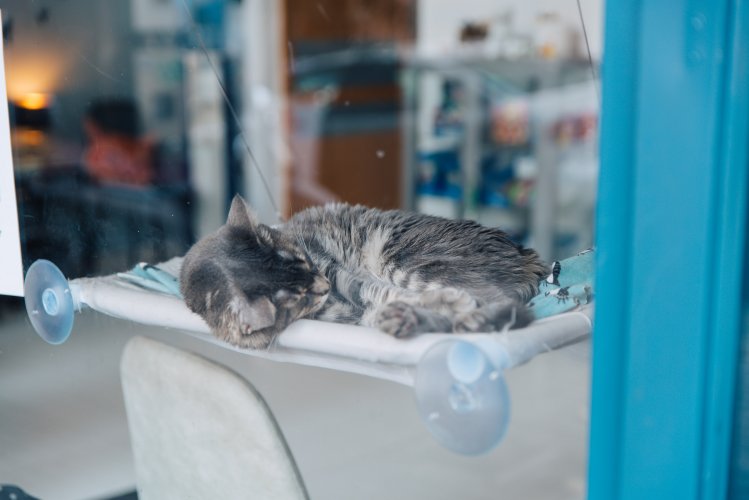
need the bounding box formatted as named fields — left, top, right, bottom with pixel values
left=180, top=195, right=548, bottom=348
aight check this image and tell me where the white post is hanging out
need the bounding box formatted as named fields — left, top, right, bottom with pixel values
left=239, top=0, right=286, bottom=224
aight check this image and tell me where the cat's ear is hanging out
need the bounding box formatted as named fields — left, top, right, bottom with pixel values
left=245, top=296, right=277, bottom=332
left=226, top=195, right=258, bottom=229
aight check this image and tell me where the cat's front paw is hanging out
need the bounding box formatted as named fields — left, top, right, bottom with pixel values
left=227, top=327, right=275, bottom=349
left=375, top=301, right=419, bottom=338
left=211, top=295, right=280, bottom=349
left=216, top=312, right=275, bottom=349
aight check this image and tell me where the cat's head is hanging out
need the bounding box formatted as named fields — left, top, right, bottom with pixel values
left=181, top=195, right=330, bottom=348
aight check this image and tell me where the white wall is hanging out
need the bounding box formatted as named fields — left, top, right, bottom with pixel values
left=417, top=0, right=603, bottom=60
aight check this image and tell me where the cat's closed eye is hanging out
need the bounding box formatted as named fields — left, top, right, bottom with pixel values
left=277, top=250, right=309, bottom=266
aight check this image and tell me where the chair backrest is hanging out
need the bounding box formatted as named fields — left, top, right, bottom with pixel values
left=120, top=336, right=308, bottom=500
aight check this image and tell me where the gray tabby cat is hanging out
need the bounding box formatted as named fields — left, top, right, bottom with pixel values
left=180, top=195, right=548, bottom=349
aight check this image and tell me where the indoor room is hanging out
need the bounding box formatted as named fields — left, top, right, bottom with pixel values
left=0, top=0, right=746, bottom=499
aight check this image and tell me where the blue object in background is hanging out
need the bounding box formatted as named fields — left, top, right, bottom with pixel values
left=589, top=0, right=749, bottom=499
left=416, top=149, right=462, bottom=200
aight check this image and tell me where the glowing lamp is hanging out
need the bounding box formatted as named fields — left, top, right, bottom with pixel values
left=13, top=93, right=51, bottom=130
left=17, top=92, right=50, bottom=111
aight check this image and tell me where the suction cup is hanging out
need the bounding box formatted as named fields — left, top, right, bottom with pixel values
left=24, top=260, right=75, bottom=345
left=415, top=340, right=510, bottom=455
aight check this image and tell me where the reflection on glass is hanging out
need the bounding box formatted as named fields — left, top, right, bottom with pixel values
left=83, top=98, right=155, bottom=187
left=0, top=0, right=602, bottom=498
left=284, top=1, right=599, bottom=261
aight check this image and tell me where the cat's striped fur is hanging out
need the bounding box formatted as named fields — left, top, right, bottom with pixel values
left=180, top=195, right=548, bottom=348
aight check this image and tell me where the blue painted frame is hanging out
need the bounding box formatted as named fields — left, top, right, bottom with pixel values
left=588, top=0, right=749, bottom=499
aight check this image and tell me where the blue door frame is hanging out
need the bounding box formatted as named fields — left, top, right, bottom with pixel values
left=589, top=0, right=749, bottom=499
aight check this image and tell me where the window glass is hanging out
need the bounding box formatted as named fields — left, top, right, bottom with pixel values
left=0, top=1, right=601, bottom=498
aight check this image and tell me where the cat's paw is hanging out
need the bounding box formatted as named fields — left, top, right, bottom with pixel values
left=216, top=312, right=274, bottom=349
left=420, top=287, right=477, bottom=315
left=228, top=328, right=275, bottom=349
left=375, top=301, right=419, bottom=338
left=453, top=309, right=494, bottom=333
left=211, top=295, right=280, bottom=349
left=453, top=304, right=533, bottom=333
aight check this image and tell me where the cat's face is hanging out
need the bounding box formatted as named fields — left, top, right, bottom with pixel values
left=181, top=196, right=330, bottom=348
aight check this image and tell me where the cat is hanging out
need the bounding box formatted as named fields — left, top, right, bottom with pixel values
left=180, top=195, right=548, bottom=349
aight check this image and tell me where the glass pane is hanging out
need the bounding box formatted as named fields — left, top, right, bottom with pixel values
left=0, top=1, right=601, bottom=498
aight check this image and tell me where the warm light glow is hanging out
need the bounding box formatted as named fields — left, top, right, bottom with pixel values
left=15, top=129, right=46, bottom=147
left=16, top=93, right=51, bottom=111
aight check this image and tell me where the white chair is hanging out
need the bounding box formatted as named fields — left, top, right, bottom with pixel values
left=120, top=336, right=308, bottom=499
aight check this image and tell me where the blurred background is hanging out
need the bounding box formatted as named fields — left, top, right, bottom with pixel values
left=4, top=0, right=600, bottom=277
left=0, top=0, right=601, bottom=498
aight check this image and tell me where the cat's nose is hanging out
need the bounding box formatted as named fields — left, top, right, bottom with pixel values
left=312, top=276, right=330, bottom=296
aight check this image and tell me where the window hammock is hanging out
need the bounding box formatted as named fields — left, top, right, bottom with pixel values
left=23, top=249, right=593, bottom=455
